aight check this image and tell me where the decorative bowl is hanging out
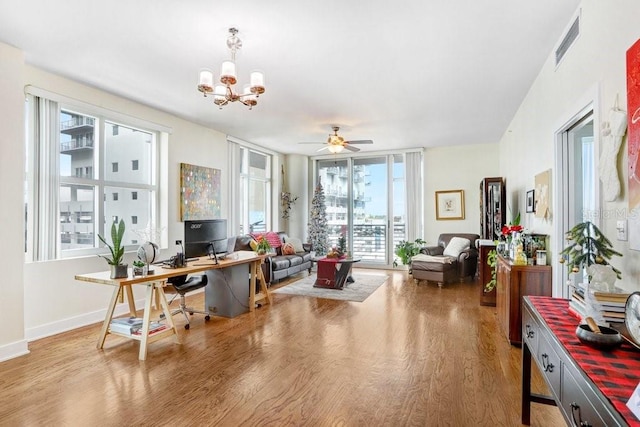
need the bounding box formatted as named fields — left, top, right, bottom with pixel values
left=575, top=324, right=623, bottom=350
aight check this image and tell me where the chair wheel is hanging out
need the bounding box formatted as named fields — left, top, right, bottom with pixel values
left=189, top=312, right=194, bottom=315
left=205, top=315, right=211, bottom=321
left=159, top=313, right=166, bottom=319
left=184, top=324, right=190, bottom=330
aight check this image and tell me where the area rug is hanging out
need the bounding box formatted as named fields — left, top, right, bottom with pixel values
left=272, top=273, right=389, bottom=302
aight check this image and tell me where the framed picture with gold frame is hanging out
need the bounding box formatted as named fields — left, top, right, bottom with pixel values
left=435, top=189, right=465, bottom=220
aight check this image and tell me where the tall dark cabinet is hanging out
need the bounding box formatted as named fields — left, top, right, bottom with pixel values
left=480, top=177, right=506, bottom=241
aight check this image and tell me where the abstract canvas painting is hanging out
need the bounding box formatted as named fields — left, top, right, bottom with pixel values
left=180, top=163, right=221, bottom=221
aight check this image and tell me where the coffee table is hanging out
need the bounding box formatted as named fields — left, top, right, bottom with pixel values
left=313, top=257, right=361, bottom=290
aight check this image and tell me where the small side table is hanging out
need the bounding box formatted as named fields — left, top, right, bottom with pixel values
left=314, top=257, right=361, bottom=290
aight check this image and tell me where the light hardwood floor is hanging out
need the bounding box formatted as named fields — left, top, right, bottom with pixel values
left=0, top=269, right=565, bottom=426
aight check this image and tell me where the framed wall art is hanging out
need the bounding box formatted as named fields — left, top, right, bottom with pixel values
left=526, top=189, right=535, bottom=213
left=435, top=189, right=465, bottom=220
left=180, top=163, right=221, bottom=221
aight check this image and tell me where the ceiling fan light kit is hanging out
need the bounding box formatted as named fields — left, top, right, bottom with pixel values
left=197, top=28, right=265, bottom=110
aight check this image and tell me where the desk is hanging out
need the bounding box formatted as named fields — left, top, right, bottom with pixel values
left=522, top=296, right=637, bottom=426
left=75, top=251, right=270, bottom=360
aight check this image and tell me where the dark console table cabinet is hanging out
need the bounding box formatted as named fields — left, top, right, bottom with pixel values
left=496, top=255, right=551, bottom=345
left=522, top=297, right=634, bottom=426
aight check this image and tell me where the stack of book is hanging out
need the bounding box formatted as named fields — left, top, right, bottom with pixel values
left=110, top=317, right=168, bottom=336
left=568, top=283, right=629, bottom=325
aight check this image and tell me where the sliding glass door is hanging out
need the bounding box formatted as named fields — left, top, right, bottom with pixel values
left=316, top=154, right=408, bottom=266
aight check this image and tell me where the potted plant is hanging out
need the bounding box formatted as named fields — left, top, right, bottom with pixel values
left=132, top=260, right=146, bottom=276
left=255, top=235, right=271, bottom=255
left=98, top=219, right=128, bottom=279
left=393, top=238, right=426, bottom=271
left=559, top=220, right=622, bottom=289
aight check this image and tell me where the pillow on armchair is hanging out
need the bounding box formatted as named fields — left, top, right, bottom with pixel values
left=443, top=237, right=470, bottom=257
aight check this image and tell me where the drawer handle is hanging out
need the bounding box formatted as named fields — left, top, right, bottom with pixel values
left=525, top=324, right=535, bottom=339
left=541, top=353, right=554, bottom=373
left=570, top=402, right=592, bottom=427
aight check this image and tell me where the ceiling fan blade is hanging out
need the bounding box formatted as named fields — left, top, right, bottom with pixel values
left=344, top=144, right=360, bottom=152
left=345, top=139, right=373, bottom=144
left=316, top=146, right=330, bottom=152
left=299, top=142, right=324, bottom=144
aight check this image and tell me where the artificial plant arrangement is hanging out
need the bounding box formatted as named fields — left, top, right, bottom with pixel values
left=98, top=219, right=128, bottom=278
left=484, top=249, right=498, bottom=292
left=559, top=220, right=622, bottom=281
left=393, top=238, right=426, bottom=268
left=254, top=235, right=272, bottom=255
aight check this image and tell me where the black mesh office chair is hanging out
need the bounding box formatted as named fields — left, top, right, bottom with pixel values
left=163, top=274, right=210, bottom=329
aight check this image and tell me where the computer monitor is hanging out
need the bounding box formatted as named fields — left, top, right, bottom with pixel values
left=184, top=219, right=228, bottom=259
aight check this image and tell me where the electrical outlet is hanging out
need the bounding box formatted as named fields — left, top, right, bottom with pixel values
left=616, top=220, right=628, bottom=241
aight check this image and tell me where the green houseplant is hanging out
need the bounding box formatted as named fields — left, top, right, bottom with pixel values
left=255, top=235, right=272, bottom=255
left=393, top=238, right=426, bottom=270
left=98, top=219, right=128, bottom=278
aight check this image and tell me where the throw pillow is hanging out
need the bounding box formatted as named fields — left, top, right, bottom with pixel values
left=442, top=237, right=470, bottom=257
left=264, top=231, right=282, bottom=249
left=282, top=242, right=296, bottom=255
left=285, top=236, right=304, bottom=253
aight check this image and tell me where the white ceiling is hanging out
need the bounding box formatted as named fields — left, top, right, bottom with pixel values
left=0, top=0, right=580, bottom=156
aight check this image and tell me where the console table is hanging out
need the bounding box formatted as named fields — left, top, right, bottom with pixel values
left=522, top=296, right=639, bottom=426
left=75, top=251, right=269, bottom=360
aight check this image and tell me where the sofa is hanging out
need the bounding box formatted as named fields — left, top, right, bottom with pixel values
left=411, top=233, right=480, bottom=286
left=234, top=231, right=313, bottom=283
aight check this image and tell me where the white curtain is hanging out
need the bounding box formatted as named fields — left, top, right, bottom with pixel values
left=30, top=96, right=60, bottom=261
left=405, top=151, right=423, bottom=241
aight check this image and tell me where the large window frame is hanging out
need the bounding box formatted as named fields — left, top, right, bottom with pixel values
left=25, top=87, right=166, bottom=261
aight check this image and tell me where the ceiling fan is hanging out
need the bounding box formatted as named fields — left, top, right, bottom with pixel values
left=300, top=126, right=374, bottom=153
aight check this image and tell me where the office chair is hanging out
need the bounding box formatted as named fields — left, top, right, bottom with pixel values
left=163, top=274, right=210, bottom=329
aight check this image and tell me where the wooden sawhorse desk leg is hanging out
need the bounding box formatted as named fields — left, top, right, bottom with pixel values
left=138, top=281, right=179, bottom=361
left=249, top=259, right=271, bottom=312
left=97, top=285, right=123, bottom=349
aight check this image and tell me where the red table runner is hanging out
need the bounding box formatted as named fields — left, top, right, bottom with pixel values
left=529, top=296, right=640, bottom=425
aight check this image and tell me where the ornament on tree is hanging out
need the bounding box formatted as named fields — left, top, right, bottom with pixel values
left=560, top=221, right=622, bottom=280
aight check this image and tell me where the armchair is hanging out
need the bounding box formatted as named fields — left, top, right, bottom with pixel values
left=411, top=233, right=480, bottom=286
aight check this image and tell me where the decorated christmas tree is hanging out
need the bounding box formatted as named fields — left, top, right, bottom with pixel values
left=308, top=179, right=329, bottom=255
left=559, top=221, right=622, bottom=279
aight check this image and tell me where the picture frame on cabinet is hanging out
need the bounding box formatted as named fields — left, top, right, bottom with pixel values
left=526, top=189, right=535, bottom=213
left=435, top=189, right=465, bottom=220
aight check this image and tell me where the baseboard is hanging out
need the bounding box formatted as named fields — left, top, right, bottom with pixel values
left=25, top=295, right=149, bottom=342
left=0, top=339, right=30, bottom=363
left=24, top=287, right=205, bottom=343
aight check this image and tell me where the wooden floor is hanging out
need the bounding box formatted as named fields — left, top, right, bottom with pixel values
left=0, top=270, right=565, bottom=426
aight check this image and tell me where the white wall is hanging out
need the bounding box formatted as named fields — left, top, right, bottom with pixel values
left=499, top=0, right=640, bottom=292
left=15, top=65, right=230, bottom=348
left=424, top=143, right=500, bottom=245
left=0, top=42, right=28, bottom=361
left=283, top=154, right=309, bottom=240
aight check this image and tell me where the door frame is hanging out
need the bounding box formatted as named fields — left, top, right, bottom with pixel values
left=553, top=84, right=601, bottom=298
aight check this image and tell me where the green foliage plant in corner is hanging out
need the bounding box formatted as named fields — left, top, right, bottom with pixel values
left=98, top=219, right=126, bottom=266
left=393, top=238, right=426, bottom=268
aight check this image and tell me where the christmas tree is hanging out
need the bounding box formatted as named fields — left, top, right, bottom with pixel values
left=559, top=221, right=622, bottom=279
left=308, top=179, right=328, bottom=255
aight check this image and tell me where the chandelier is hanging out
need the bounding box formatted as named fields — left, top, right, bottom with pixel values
left=197, top=28, right=265, bottom=109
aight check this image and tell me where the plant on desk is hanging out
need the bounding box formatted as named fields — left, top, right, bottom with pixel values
left=98, top=219, right=128, bottom=279
left=254, top=235, right=271, bottom=255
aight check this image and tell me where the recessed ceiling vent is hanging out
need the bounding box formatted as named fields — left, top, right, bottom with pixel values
left=555, top=14, right=580, bottom=67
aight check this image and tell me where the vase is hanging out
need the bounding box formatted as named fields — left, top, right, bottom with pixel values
left=110, top=264, right=129, bottom=279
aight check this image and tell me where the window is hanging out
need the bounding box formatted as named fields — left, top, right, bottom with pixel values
left=132, top=160, right=139, bottom=170
left=26, top=92, right=162, bottom=260
left=229, top=143, right=273, bottom=235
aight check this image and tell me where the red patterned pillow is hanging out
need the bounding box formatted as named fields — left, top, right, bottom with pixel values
left=264, top=231, right=282, bottom=249
left=282, top=243, right=295, bottom=255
